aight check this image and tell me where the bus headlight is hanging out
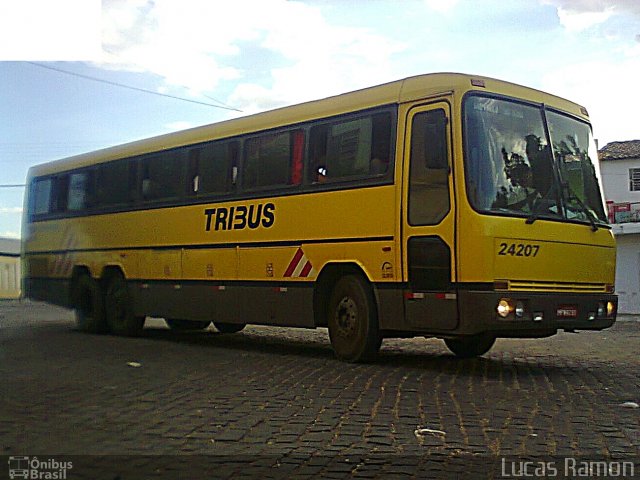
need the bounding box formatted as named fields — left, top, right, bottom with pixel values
left=497, top=299, right=512, bottom=318
left=597, top=303, right=605, bottom=317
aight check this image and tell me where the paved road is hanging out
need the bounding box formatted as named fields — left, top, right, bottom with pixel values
left=0, top=301, right=638, bottom=479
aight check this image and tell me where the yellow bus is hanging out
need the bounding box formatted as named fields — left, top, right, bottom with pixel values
left=22, top=73, right=617, bottom=361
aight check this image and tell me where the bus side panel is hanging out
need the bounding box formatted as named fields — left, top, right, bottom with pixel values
left=23, top=184, right=400, bottom=328
left=236, top=284, right=315, bottom=328
left=129, top=280, right=240, bottom=323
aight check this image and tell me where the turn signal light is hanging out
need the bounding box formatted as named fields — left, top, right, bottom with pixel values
left=607, top=301, right=615, bottom=317
left=597, top=301, right=616, bottom=318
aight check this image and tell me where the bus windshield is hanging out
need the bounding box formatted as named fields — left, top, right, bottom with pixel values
left=463, top=95, right=607, bottom=225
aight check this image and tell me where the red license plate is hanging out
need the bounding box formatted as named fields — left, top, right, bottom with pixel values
left=557, top=305, right=578, bottom=318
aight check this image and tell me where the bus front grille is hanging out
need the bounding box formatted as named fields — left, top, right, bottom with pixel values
left=497, top=280, right=609, bottom=294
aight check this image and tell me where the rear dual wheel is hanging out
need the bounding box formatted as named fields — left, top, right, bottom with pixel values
left=74, top=275, right=108, bottom=333
left=104, top=274, right=145, bottom=336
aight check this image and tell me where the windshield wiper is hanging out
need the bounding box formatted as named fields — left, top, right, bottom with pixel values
left=525, top=185, right=557, bottom=225
left=562, top=182, right=599, bottom=232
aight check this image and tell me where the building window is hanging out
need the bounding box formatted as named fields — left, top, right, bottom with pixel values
left=630, top=168, right=640, bottom=192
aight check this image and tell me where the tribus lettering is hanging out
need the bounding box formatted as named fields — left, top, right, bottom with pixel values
left=204, top=203, right=275, bottom=231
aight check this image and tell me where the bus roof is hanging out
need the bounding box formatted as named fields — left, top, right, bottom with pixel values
left=28, top=72, right=588, bottom=177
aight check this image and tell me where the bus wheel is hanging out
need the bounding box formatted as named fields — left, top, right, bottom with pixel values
left=327, top=275, right=381, bottom=363
left=74, top=275, right=107, bottom=333
left=166, top=319, right=211, bottom=331
left=213, top=322, right=246, bottom=333
left=444, top=334, right=496, bottom=358
left=104, top=275, right=145, bottom=336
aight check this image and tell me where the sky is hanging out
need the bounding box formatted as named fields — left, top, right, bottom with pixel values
left=1, top=0, right=639, bottom=239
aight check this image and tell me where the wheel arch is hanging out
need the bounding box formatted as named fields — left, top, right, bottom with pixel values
left=313, top=262, right=379, bottom=327
left=100, top=264, right=126, bottom=289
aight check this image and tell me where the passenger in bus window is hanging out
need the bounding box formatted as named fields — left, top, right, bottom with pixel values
left=316, top=166, right=328, bottom=183
left=370, top=157, right=387, bottom=175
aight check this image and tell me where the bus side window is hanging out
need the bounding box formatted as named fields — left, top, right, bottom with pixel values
left=309, top=124, right=329, bottom=183
left=52, top=175, right=69, bottom=213
left=370, top=112, right=391, bottom=175
left=142, top=151, right=184, bottom=201
left=326, top=117, right=371, bottom=179
left=188, top=148, right=202, bottom=194
left=97, top=159, right=136, bottom=207
left=188, top=141, right=237, bottom=196
left=309, top=112, right=392, bottom=184
left=408, top=108, right=450, bottom=225
left=243, top=130, right=303, bottom=189
left=67, top=171, right=94, bottom=212
left=30, top=178, right=53, bottom=217
left=291, top=130, right=304, bottom=185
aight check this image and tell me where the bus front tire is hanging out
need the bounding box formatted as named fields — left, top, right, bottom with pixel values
left=213, top=322, right=246, bottom=333
left=444, top=334, right=496, bottom=358
left=74, top=275, right=107, bottom=333
left=327, top=275, right=381, bottom=363
left=166, top=319, right=211, bottom=331
left=104, top=275, right=145, bottom=336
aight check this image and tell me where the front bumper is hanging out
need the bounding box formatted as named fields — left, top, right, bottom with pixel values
left=456, top=290, right=617, bottom=338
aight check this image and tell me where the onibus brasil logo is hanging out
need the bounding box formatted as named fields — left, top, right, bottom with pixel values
left=8, top=456, right=73, bottom=479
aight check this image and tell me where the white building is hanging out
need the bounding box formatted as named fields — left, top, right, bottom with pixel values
left=599, top=140, right=640, bottom=314
left=0, top=237, right=21, bottom=299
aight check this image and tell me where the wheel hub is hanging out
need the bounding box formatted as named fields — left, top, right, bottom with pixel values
left=335, top=297, right=357, bottom=337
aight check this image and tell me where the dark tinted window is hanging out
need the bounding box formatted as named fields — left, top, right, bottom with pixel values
left=52, top=175, right=69, bottom=213
left=243, top=130, right=304, bottom=189
left=97, top=160, right=135, bottom=207
left=309, top=112, right=392, bottom=183
left=142, top=152, right=184, bottom=201
left=188, top=141, right=237, bottom=195
left=408, top=109, right=450, bottom=225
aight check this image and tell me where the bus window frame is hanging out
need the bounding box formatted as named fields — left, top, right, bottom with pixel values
left=29, top=177, right=54, bottom=220
left=407, top=105, right=452, bottom=227
left=67, top=170, right=95, bottom=212
left=187, top=140, right=239, bottom=198
left=241, top=127, right=305, bottom=193
left=140, top=149, right=187, bottom=204
left=307, top=109, right=395, bottom=188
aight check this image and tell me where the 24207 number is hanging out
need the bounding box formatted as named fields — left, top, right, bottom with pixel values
left=498, top=243, right=540, bottom=257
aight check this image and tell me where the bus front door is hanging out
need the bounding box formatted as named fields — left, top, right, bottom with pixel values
left=402, top=102, right=458, bottom=331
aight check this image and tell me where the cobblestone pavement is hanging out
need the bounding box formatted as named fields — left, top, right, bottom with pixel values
left=0, top=301, right=638, bottom=479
